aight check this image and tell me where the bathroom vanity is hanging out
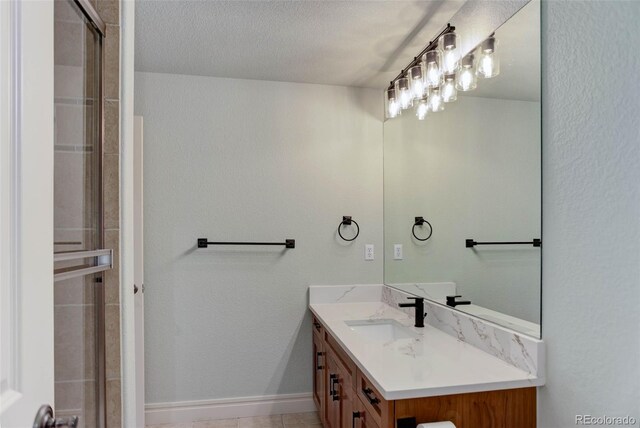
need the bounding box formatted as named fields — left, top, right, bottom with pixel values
left=309, top=285, right=544, bottom=428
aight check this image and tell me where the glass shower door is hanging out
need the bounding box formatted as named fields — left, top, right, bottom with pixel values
left=54, top=1, right=109, bottom=427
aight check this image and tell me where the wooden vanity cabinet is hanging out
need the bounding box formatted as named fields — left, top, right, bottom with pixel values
left=311, top=315, right=536, bottom=428
left=393, top=388, right=536, bottom=428
left=312, top=320, right=325, bottom=424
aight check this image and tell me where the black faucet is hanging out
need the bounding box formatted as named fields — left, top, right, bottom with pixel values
left=446, top=295, right=471, bottom=308
left=398, top=297, right=426, bottom=328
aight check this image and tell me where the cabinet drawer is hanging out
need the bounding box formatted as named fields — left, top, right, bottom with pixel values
left=313, top=315, right=324, bottom=339
left=353, top=395, right=381, bottom=428
left=356, top=371, right=393, bottom=428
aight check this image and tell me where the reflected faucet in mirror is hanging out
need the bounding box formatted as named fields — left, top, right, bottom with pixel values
left=446, top=295, right=471, bottom=308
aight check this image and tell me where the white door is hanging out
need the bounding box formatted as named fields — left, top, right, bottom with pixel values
left=0, top=1, right=56, bottom=427
left=134, top=116, right=145, bottom=428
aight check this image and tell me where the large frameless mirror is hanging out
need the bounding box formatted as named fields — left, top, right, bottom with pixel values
left=383, top=1, right=541, bottom=338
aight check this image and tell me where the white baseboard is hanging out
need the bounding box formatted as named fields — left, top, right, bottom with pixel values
left=145, top=393, right=316, bottom=426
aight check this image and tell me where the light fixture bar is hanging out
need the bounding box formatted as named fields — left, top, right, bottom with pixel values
left=387, top=24, right=455, bottom=90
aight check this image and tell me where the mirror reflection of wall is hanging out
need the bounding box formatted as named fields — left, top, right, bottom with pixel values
left=383, top=1, right=541, bottom=338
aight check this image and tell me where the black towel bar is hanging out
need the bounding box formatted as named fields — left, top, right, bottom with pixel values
left=197, top=238, right=295, bottom=249
left=466, top=239, right=541, bottom=248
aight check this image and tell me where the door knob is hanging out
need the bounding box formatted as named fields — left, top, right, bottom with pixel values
left=33, top=405, right=79, bottom=428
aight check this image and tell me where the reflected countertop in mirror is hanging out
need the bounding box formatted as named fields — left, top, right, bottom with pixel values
left=383, top=1, right=541, bottom=338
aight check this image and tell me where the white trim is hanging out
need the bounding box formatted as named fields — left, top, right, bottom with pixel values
left=145, top=393, right=316, bottom=426
left=132, top=115, right=145, bottom=428
left=120, top=0, right=137, bottom=427
left=0, top=0, right=19, bottom=412
left=1, top=0, right=55, bottom=424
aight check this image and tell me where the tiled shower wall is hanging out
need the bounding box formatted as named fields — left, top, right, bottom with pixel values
left=97, top=0, right=122, bottom=426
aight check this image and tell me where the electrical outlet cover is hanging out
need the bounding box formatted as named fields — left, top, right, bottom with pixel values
left=365, top=244, right=374, bottom=261
left=394, top=244, right=403, bottom=260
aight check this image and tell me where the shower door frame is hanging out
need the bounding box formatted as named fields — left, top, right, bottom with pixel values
left=54, top=1, right=109, bottom=427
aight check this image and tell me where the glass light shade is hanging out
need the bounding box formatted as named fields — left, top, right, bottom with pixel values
left=442, top=74, right=457, bottom=102
left=455, top=53, right=477, bottom=91
left=408, top=64, right=427, bottom=100
left=439, top=32, right=459, bottom=74
left=416, top=98, right=429, bottom=120
left=477, top=35, right=500, bottom=78
left=396, top=77, right=413, bottom=110
left=423, top=50, right=443, bottom=88
left=427, top=87, right=444, bottom=112
left=385, top=88, right=400, bottom=119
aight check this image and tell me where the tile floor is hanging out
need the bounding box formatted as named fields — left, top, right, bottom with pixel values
left=147, top=412, right=322, bottom=428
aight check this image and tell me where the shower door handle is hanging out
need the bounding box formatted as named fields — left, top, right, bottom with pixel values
left=33, top=405, right=79, bottom=428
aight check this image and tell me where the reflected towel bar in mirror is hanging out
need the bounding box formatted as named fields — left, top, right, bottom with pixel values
left=197, top=238, right=295, bottom=249
left=466, top=239, right=541, bottom=248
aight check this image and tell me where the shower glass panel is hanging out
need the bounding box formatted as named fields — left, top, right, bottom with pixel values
left=54, top=0, right=107, bottom=427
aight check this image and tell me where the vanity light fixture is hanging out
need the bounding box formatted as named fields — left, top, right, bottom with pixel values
left=385, top=24, right=500, bottom=122
left=440, top=31, right=459, bottom=74
left=408, top=64, right=427, bottom=100
left=396, top=77, right=413, bottom=110
left=442, top=74, right=457, bottom=102
left=477, top=33, right=500, bottom=78
left=385, top=88, right=400, bottom=119
left=455, top=53, right=477, bottom=91
left=427, top=87, right=444, bottom=112
left=416, top=97, right=429, bottom=120
left=424, top=49, right=443, bottom=88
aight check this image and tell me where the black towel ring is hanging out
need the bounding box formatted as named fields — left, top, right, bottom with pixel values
left=338, top=216, right=360, bottom=242
left=412, top=216, right=433, bottom=241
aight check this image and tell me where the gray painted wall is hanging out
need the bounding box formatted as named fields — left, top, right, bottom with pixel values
left=539, top=1, right=640, bottom=426
left=384, top=95, right=541, bottom=324
left=135, top=72, right=383, bottom=403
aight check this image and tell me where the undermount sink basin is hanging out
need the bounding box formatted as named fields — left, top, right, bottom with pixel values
left=345, top=319, right=419, bottom=343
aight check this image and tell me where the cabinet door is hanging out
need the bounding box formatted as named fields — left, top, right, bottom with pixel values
left=312, top=329, right=325, bottom=421
left=337, top=365, right=354, bottom=428
left=325, top=351, right=342, bottom=428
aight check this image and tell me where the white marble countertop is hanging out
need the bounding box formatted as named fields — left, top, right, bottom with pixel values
left=309, top=300, right=543, bottom=400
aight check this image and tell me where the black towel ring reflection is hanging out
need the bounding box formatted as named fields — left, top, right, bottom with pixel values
left=338, top=216, right=360, bottom=242
left=412, top=217, right=433, bottom=241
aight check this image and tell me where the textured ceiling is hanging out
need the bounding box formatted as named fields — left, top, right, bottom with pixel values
left=135, top=0, right=465, bottom=88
